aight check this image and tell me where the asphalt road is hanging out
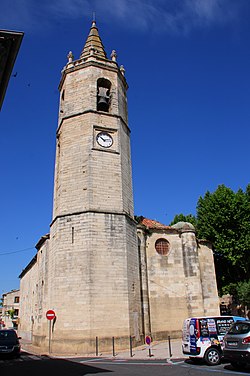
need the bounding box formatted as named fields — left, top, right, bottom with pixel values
left=0, top=352, right=250, bottom=376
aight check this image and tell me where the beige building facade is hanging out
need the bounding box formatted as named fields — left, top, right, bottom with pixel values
left=1, top=289, right=20, bottom=329
left=18, top=21, right=219, bottom=355
left=137, top=219, right=219, bottom=342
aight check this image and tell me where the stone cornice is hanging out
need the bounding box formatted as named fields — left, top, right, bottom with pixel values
left=50, top=210, right=137, bottom=227
left=59, top=59, right=128, bottom=91
left=56, top=110, right=130, bottom=135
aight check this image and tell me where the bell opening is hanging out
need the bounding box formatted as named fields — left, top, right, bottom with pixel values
left=97, top=78, right=111, bottom=112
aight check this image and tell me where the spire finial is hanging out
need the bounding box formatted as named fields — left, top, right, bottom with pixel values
left=80, top=15, right=107, bottom=60
left=92, top=11, right=96, bottom=27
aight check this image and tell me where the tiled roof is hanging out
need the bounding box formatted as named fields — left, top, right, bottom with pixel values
left=140, top=217, right=172, bottom=230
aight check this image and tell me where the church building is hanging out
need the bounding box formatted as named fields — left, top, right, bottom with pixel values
left=18, top=21, right=219, bottom=355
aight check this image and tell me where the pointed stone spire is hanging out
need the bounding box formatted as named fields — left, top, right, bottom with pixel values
left=80, top=20, right=107, bottom=61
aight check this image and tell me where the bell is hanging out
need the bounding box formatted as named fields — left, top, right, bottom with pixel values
left=97, top=96, right=109, bottom=110
left=97, top=87, right=110, bottom=112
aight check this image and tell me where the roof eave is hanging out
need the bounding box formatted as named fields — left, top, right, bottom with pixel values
left=0, top=30, right=24, bottom=110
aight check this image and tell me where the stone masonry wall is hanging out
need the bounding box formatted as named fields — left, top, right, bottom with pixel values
left=198, top=240, right=220, bottom=316
left=144, top=231, right=189, bottom=339
left=19, top=239, right=49, bottom=343
left=54, top=64, right=132, bottom=221
left=42, top=212, right=141, bottom=354
left=142, top=228, right=220, bottom=340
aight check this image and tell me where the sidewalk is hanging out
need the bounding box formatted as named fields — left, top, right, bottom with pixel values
left=21, top=337, right=187, bottom=361
left=114, top=339, right=186, bottom=361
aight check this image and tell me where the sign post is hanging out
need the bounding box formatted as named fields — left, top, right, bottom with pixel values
left=145, top=335, right=152, bottom=357
left=46, top=310, right=56, bottom=354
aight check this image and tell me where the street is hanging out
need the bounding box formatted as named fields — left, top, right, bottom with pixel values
left=0, top=352, right=250, bottom=376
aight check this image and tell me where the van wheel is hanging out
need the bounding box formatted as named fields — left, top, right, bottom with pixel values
left=204, top=347, right=221, bottom=366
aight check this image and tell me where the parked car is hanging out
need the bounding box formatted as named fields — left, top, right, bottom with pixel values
left=0, top=329, right=21, bottom=357
left=182, top=316, right=245, bottom=366
left=223, top=320, right=250, bottom=370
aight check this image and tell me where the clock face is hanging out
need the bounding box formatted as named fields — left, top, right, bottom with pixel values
left=96, top=132, right=113, bottom=148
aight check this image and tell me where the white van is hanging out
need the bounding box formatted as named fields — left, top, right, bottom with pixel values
left=182, top=316, right=245, bottom=365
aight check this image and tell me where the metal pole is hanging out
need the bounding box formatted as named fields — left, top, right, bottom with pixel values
left=168, top=335, right=172, bottom=358
left=130, top=336, right=133, bottom=357
left=48, top=320, right=52, bottom=354
left=112, top=336, right=115, bottom=357
left=96, top=336, right=98, bottom=356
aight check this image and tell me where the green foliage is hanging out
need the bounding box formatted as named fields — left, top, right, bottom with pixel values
left=7, top=309, right=15, bottom=319
left=237, top=280, right=250, bottom=307
left=169, top=213, right=197, bottom=227
left=170, top=184, right=250, bottom=293
left=196, top=184, right=250, bottom=291
left=222, top=283, right=238, bottom=297
left=222, top=280, right=250, bottom=308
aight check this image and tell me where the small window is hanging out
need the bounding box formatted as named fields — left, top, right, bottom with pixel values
left=14, top=296, right=19, bottom=303
left=155, top=238, right=170, bottom=256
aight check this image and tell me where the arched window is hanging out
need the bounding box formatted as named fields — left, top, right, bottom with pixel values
left=97, top=78, right=111, bottom=112
left=155, top=238, right=170, bottom=256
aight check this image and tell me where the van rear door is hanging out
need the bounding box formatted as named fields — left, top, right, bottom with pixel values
left=189, top=318, right=199, bottom=354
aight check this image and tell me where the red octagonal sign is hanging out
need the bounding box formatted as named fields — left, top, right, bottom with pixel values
left=46, top=310, right=56, bottom=321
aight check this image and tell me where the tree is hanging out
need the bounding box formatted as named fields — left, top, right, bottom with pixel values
left=222, top=280, right=250, bottom=316
left=237, top=280, right=250, bottom=309
left=196, top=184, right=250, bottom=292
left=7, top=309, right=15, bottom=319
left=170, top=184, right=250, bottom=294
left=170, top=213, right=197, bottom=227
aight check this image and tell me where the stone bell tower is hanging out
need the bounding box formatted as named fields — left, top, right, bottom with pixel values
left=48, top=21, right=143, bottom=354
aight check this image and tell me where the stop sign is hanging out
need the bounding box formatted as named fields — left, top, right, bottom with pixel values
left=46, top=310, right=56, bottom=320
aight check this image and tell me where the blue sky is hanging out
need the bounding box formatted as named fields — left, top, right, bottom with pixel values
left=0, top=0, right=250, bottom=295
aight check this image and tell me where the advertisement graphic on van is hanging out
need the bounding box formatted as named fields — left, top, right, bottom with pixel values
left=189, top=318, right=197, bottom=353
left=182, top=316, right=245, bottom=366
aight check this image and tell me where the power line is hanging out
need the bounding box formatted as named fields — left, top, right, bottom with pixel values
left=0, top=247, right=35, bottom=256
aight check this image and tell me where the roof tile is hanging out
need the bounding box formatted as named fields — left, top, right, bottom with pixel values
left=141, top=218, right=172, bottom=230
